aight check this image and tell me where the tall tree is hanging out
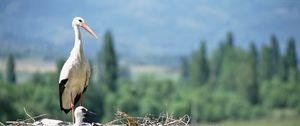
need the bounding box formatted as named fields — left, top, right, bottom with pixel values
left=180, top=57, right=189, bottom=82
left=6, top=53, right=16, bottom=84
left=248, top=42, right=259, bottom=104
left=285, top=38, right=298, bottom=81
left=189, top=41, right=209, bottom=85
left=278, top=56, right=288, bottom=81
left=211, top=42, right=226, bottom=81
left=260, top=45, right=272, bottom=80
left=269, top=34, right=280, bottom=76
left=0, top=73, right=3, bottom=82
left=225, top=32, right=234, bottom=48
left=99, top=31, right=118, bottom=91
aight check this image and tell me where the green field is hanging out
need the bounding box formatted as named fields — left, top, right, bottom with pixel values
left=192, top=117, right=300, bottom=126
left=217, top=117, right=299, bottom=126
left=193, top=109, right=300, bottom=126
left=193, top=117, right=300, bottom=126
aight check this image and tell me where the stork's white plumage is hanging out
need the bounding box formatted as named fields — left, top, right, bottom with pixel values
left=59, top=17, right=97, bottom=123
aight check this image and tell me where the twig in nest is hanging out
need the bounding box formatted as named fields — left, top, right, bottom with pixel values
left=180, top=115, right=190, bottom=123
left=115, top=111, right=139, bottom=126
left=0, top=122, right=5, bottom=126
left=22, top=107, right=48, bottom=123
left=22, top=114, right=48, bottom=122
left=106, top=118, right=125, bottom=125
left=112, top=111, right=190, bottom=126
left=24, top=107, right=35, bottom=122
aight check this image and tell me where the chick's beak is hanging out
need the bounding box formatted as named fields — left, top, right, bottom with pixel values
left=85, top=111, right=97, bottom=117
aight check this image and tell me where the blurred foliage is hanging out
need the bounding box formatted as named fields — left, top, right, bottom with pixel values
left=0, top=32, right=299, bottom=124
left=189, top=41, right=209, bottom=86
left=6, top=53, right=16, bottom=84
left=98, top=31, right=118, bottom=92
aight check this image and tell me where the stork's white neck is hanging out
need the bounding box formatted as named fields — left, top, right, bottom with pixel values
left=71, top=24, right=84, bottom=57
left=73, top=24, right=81, bottom=41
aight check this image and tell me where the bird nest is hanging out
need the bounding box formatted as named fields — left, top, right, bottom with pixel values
left=109, top=111, right=190, bottom=126
left=3, top=111, right=190, bottom=126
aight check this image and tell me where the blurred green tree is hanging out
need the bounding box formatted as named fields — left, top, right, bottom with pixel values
left=189, top=41, right=209, bottom=85
left=6, top=53, right=16, bottom=84
left=218, top=47, right=254, bottom=96
left=285, top=38, right=298, bottom=81
left=260, top=45, right=272, bottom=80
left=31, top=72, right=44, bottom=85
left=0, top=83, right=18, bottom=121
left=279, top=56, right=288, bottom=81
left=210, top=42, right=226, bottom=84
left=0, top=73, right=3, bottom=82
left=225, top=32, right=234, bottom=48
left=248, top=42, right=259, bottom=104
left=99, top=31, right=118, bottom=91
left=179, top=57, right=189, bottom=82
left=269, top=34, right=280, bottom=77
left=210, top=32, right=234, bottom=87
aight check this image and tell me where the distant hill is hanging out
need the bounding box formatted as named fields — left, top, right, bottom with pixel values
left=0, top=34, right=182, bottom=67
left=0, top=33, right=299, bottom=68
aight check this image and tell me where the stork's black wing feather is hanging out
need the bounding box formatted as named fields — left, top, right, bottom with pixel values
left=59, top=79, right=70, bottom=114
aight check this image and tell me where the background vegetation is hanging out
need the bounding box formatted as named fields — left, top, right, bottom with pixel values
left=0, top=31, right=299, bottom=125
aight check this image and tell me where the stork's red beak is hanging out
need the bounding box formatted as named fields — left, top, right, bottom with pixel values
left=81, top=23, right=98, bottom=39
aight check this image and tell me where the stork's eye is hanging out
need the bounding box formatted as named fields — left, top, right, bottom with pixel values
left=82, top=108, right=87, bottom=112
left=79, top=19, right=82, bottom=22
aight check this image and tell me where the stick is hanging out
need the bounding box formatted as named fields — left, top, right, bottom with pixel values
left=0, top=122, right=5, bottom=126
left=24, top=107, right=35, bottom=122
left=22, top=114, right=48, bottom=122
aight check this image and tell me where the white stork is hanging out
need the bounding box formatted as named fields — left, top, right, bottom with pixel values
left=59, top=17, right=97, bottom=123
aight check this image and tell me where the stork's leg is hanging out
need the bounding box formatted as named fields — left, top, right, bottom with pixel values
left=80, top=92, right=83, bottom=106
left=70, top=93, right=75, bottom=125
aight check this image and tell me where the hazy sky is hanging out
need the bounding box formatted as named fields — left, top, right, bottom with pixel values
left=0, top=0, right=299, bottom=57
